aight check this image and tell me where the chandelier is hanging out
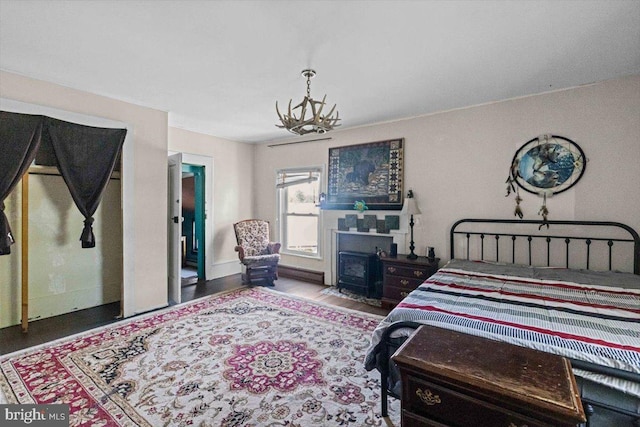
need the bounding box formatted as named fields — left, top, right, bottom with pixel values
left=276, top=69, right=340, bottom=135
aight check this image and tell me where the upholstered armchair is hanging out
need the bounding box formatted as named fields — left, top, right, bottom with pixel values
left=233, top=219, right=281, bottom=286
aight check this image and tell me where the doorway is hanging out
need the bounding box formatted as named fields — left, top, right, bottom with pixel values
left=181, top=164, right=205, bottom=282
left=168, top=152, right=212, bottom=305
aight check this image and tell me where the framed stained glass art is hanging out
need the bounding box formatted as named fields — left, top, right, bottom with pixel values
left=509, top=135, right=586, bottom=195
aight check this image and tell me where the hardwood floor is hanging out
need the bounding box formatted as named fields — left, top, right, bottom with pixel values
left=0, top=275, right=389, bottom=355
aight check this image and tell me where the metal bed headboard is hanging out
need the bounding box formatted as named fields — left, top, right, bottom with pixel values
left=450, top=219, right=640, bottom=275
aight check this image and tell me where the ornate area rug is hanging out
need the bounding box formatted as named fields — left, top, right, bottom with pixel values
left=0, top=288, right=399, bottom=426
left=320, top=287, right=382, bottom=308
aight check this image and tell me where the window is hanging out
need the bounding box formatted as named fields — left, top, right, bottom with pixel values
left=276, top=167, right=323, bottom=257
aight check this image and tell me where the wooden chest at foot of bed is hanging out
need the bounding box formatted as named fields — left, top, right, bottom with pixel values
left=381, top=256, right=439, bottom=309
left=392, top=325, right=586, bottom=427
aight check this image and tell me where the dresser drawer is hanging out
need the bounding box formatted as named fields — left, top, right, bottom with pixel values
left=383, top=284, right=415, bottom=301
left=384, top=274, right=424, bottom=290
left=404, top=376, right=547, bottom=427
left=401, top=409, right=447, bottom=427
left=384, top=264, right=431, bottom=279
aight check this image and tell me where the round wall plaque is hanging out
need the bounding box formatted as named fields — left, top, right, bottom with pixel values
left=510, top=134, right=586, bottom=195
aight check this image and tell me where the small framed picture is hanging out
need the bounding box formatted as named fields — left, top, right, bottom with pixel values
left=385, top=215, right=400, bottom=230
left=356, top=218, right=369, bottom=232
left=363, top=215, right=377, bottom=229
left=376, top=219, right=389, bottom=234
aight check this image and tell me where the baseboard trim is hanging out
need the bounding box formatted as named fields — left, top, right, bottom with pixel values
left=211, top=260, right=242, bottom=280
left=278, top=265, right=325, bottom=285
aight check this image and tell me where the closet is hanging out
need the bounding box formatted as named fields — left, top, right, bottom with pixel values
left=1, top=104, right=127, bottom=331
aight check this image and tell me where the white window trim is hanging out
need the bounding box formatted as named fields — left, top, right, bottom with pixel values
left=276, top=166, right=324, bottom=260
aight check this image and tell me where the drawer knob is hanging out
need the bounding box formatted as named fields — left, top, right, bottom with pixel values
left=387, top=267, right=396, bottom=273
left=416, top=388, right=441, bottom=406
left=400, top=291, right=409, bottom=298
left=400, top=279, right=409, bottom=286
left=414, top=270, right=424, bottom=277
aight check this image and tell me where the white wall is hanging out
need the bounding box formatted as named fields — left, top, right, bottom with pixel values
left=254, top=76, right=640, bottom=279
left=1, top=71, right=169, bottom=318
left=1, top=174, right=123, bottom=327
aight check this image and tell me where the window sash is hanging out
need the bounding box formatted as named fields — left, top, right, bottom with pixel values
left=277, top=167, right=322, bottom=257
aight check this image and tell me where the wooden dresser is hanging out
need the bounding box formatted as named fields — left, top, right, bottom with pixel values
left=380, top=256, right=439, bottom=309
left=392, top=325, right=585, bottom=427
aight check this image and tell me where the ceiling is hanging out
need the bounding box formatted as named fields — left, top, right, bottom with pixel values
left=1, top=1, right=639, bottom=144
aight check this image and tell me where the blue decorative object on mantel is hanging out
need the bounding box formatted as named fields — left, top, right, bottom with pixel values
left=353, top=200, right=368, bottom=213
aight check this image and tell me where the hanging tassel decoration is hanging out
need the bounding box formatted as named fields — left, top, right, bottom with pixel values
left=506, top=159, right=525, bottom=219
left=505, top=158, right=519, bottom=197
left=81, top=217, right=96, bottom=248
left=514, top=190, right=523, bottom=219
left=538, top=193, right=549, bottom=229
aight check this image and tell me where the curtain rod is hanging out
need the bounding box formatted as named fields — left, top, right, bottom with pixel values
left=28, top=165, right=121, bottom=180
left=267, top=136, right=332, bottom=148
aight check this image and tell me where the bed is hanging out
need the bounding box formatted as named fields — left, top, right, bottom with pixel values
left=364, top=219, right=640, bottom=426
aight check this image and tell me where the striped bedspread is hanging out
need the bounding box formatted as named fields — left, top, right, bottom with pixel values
left=365, top=259, right=640, bottom=396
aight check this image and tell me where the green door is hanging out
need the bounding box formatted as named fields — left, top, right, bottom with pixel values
left=182, top=164, right=205, bottom=280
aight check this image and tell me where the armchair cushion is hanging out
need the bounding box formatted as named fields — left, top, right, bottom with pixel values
left=234, top=219, right=280, bottom=261
left=242, top=253, right=280, bottom=266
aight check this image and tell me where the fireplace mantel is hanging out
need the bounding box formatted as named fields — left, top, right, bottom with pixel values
left=332, top=229, right=407, bottom=246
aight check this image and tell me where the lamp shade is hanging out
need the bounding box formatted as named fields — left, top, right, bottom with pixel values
left=401, top=196, right=421, bottom=215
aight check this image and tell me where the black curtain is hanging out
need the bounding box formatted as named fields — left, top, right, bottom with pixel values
left=44, top=117, right=126, bottom=248
left=0, top=112, right=43, bottom=255
left=0, top=111, right=126, bottom=254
